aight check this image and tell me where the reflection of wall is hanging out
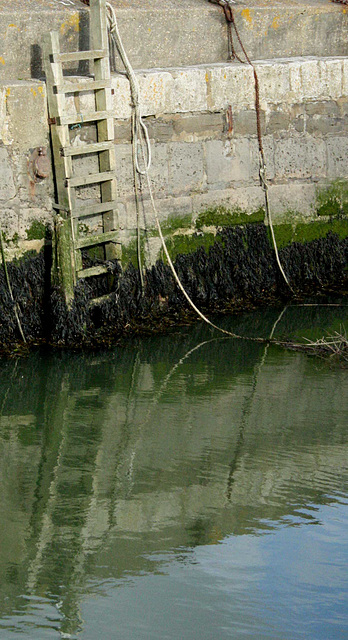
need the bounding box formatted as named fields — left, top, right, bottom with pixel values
left=0, top=322, right=347, bottom=629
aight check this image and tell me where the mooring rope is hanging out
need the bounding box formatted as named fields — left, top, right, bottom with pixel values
left=0, top=231, right=26, bottom=344
left=105, top=2, right=295, bottom=345
left=213, top=0, right=293, bottom=291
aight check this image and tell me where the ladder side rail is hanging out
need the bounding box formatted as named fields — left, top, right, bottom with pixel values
left=43, top=31, right=79, bottom=296
left=90, top=0, right=119, bottom=261
left=43, top=32, right=76, bottom=213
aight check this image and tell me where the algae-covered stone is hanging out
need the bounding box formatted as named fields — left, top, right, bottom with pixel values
left=316, top=180, right=348, bottom=218
left=195, top=206, right=265, bottom=229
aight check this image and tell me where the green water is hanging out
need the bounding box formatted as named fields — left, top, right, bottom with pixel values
left=0, top=304, right=347, bottom=639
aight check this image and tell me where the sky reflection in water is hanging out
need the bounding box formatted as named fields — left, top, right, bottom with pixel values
left=0, top=304, right=347, bottom=639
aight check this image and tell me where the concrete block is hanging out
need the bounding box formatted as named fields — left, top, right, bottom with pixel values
left=289, top=60, right=304, bottom=100
left=304, top=100, right=344, bottom=136
left=1, top=0, right=348, bottom=82
left=322, top=58, right=345, bottom=101
left=250, top=137, right=275, bottom=182
left=0, top=208, right=19, bottom=239
left=168, top=142, right=204, bottom=194
left=233, top=109, right=266, bottom=137
left=290, top=103, right=305, bottom=133
left=0, top=147, right=16, bottom=200
left=139, top=71, right=173, bottom=116
left=191, top=187, right=250, bottom=215
left=145, top=144, right=169, bottom=198
left=115, top=142, right=169, bottom=200
left=206, top=65, right=254, bottom=111
left=306, top=114, right=345, bottom=137
left=18, top=208, right=52, bottom=239
left=114, top=143, right=133, bottom=197
left=337, top=97, right=348, bottom=118
left=114, top=119, right=132, bottom=144
left=267, top=183, right=317, bottom=220
left=274, top=136, right=327, bottom=180
left=144, top=236, right=162, bottom=266
left=300, top=59, right=342, bottom=101
left=168, top=68, right=207, bottom=114
left=205, top=139, right=250, bottom=186
left=172, top=113, right=224, bottom=141
left=126, top=193, right=193, bottom=231
left=343, top=58, right=348, bottom=97
left=72, top=153, right=99, bottom=177
left=112, top=75, right=132, bottom=120
left=327, top=137, right=348, bottom=179
left=265, top=110, right=290, bottom=135
left=256, top=62, right=291, bottom=105
left=146, top=116, right=175, bottom=143
left=304, top=101, right=339, bottom=117
left=4, top=83, right=48, bottom=149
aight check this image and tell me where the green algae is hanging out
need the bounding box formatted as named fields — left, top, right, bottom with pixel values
left=160, top=232, right=219, bottom=263
left=293, top=219, right=348, bottom=244
left=268, top=223, right=294, bottom=248
left=26, top=220, right=47, bottom=241
left=195, top=206, right=265, bottom=229
left=316, top=180, right=348, bottom=218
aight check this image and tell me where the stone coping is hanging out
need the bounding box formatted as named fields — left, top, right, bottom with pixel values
left=0, top=0, right=346, bottom=80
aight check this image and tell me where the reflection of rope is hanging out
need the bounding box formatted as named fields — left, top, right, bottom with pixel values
left=213, top=0, right=292, bottom=291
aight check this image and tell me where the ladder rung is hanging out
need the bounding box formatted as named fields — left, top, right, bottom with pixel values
left=58, top=111, right=114, bottom=126
left=76, top=230, right=119, bottom=249
left=72, top=201, right=117, bottom=219
left=55, top=79, right=111, bottom=94
left=88, top=293, right=114, bottom=307
left=52, top=49, right=108, bottom=63
left=61, top=141, right=114, bottom=157
left=77, top=265, right=109, bottom=279
left=67, top=171, right=115, bottom=188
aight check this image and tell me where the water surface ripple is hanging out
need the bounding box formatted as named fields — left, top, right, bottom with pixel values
left=0, top=304, right=347, bottom=639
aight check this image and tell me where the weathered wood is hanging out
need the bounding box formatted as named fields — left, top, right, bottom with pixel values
left=61, top=141, right=114, bottom=157
left=90, top=0, right=119, bottom=261
left=67, top=171, right=115, bottom=188
left=43, top=32, right=77, bottom=305
left=54, top=216, right=76, bottom=305
left=72, top=201, right=118, bottom=219
left=45, top=0, right=121, bottom=304
left=52, top=49, right=107, bottom=63
left=77, top=265, right=109, bottom=278
left=55, top=79, right=111, bottom=94
left=57, top=110, right=114, bottom=126
left=76, top=230, right=119, bottom=249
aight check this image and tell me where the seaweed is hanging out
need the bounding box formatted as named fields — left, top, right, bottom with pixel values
left=0, top=224, right=347, bottom=351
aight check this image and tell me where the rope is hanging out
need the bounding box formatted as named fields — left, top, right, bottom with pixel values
left=106, top=2, right=151, bottom=175
left=0, top=231, right=26, bottom=344
left=106, top=3, right=294, bottom=344
left=215, top=0, right=293, bottom=291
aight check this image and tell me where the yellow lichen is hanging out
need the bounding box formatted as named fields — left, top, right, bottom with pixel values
left=241, top=8, right=253, bottom=25
left=60, top=14, right=80, bottom=36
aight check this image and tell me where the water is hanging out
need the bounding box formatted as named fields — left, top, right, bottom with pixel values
left=0, top=304, right=347, bottom=640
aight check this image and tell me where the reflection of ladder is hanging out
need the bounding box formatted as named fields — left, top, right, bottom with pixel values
left=43, top=0, right=120, bottom=306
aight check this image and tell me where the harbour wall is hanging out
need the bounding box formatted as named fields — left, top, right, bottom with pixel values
left=0, top=55, right=347, bottom=265
left=0, top=0, right=347, bottom=348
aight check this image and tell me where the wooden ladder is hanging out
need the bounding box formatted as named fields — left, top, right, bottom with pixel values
left=43, top=0, right=120, bottom=306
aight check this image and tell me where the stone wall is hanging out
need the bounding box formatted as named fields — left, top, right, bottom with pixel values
left=0, top=56, right=347, bottom=262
